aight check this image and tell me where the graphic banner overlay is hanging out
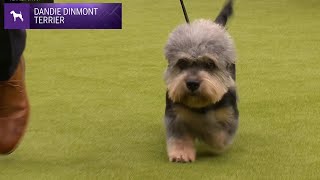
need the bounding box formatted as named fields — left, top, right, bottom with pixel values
left=4, top=3, right=122, bottom=29
left=5, top=0, right=54, bottom=3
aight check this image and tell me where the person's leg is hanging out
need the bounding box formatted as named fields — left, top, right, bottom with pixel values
left=0, top=30, right=26, bottom=80
left=0, top=0, right=26, bottom=80
left=0, top=29, right=29, bottom=154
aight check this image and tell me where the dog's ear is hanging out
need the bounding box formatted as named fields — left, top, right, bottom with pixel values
left=227, top=63, right=236, bottom=80
left=214, top=0, right=234, bottom=27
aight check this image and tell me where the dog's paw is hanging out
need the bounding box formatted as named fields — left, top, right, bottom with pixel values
left=168, top=148, right=196, bottom=163
left=167, top=137, right=196, bottom=163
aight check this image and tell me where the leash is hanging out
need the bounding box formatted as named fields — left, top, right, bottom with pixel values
left=179, top=0, right=190, bottom=23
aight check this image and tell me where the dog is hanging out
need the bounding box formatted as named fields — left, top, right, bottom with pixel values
left=10, top=11, right=24, bottom=22
left=163, top=0, right=238, bottom=163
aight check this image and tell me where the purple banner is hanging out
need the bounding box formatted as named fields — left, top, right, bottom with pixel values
left=4, top=3, right=122, bottom=29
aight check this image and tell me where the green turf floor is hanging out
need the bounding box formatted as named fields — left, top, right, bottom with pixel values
left=1, top=0, right=320, bottom=179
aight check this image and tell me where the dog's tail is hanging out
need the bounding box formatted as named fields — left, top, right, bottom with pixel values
left=214, top=0, right=234, bottom=27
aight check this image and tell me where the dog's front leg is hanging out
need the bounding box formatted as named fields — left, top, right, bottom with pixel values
left=166, top=134, right=195, bottom=163
left=165, top=114, right=196, bottom=163
left=203, top=106, right=238, bottom=154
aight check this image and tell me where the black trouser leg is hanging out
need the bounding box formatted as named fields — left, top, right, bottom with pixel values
left=0, top=0, right=27, bottom=81
left=0, top=30, right=26, bottom=81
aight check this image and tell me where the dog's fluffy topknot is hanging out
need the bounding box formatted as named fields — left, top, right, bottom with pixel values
left=165, top=19, right=236, bottom=65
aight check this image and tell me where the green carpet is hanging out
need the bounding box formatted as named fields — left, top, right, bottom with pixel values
left=1, top=0, right=320, bottom=179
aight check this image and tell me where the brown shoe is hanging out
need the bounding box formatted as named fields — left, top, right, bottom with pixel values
left=0, top=56, right=29, bottom=154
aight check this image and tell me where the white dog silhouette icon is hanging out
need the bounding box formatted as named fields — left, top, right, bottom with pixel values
left=10, top=10, right=24, bottom=22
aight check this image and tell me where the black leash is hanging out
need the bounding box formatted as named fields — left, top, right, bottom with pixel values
left=179, top=0, right=190, bottom=23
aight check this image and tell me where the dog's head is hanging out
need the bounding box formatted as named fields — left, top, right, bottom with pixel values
left=164, top=20, right=236, bottom=108
left=10, top=11, right=14, bottom=14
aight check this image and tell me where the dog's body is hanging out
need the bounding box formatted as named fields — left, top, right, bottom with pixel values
left=10, top=11, right=24, bottom=22
left=164, top=0, right=238, bottom=163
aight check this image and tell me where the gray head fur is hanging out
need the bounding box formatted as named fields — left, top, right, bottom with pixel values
left=165, top=19, right=236, bottom=67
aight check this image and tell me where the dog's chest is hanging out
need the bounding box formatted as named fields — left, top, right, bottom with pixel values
left=174, top=106, right=218, bottom=130
left=174, top=104, right=234, bottom=134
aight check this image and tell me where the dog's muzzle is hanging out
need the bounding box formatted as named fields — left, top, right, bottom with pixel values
left=186, top=80, right=200, bottom=92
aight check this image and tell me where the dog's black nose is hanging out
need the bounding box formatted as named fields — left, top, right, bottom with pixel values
left=186, top=80, right=200, bottom=92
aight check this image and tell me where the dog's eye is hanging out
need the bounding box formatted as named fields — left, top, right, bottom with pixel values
left=205, top=62, right=217, bottom=70
left=176, top=59, right=190, bottom=70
